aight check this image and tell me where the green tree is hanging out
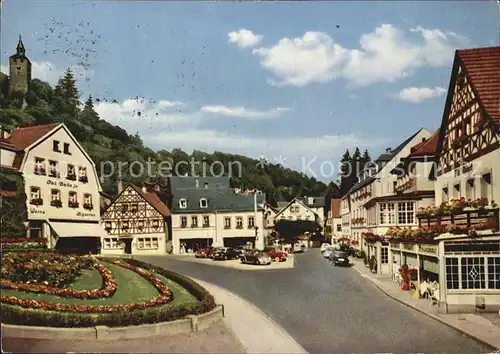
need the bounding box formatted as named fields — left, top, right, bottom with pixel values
left=0, top=171, right=28, bottom=238
left=79, top=95, right=100, bottom=125
left=339, top=149, right=351, bottom=196
left=52, top=68, right=79, bottom=119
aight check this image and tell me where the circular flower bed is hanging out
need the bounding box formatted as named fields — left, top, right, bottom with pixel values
left=0, top=252, right=216, bottom=327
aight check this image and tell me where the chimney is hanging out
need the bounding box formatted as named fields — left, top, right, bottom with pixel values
left=117, top=178, right=123, bottom=194
left=142, top=186, right=147, bottom=193
left=308, top=197, right=314, bottom=205
left=196, top=179, right=199, bottom=188
left=385, top=148, right=392, bottom=153
left=0, top=128, right=10, bottom=140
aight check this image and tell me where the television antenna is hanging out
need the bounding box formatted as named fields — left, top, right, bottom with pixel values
left=493, top=0, right=500, bottom=45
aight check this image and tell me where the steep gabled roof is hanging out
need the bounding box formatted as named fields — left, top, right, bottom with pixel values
left=457, top=46, right=500, bottom=123
left=129, top=184, right=171, bottom=217
left=408, top=130, right=439, bottom=158
left=6, top=123, right=60, bottom=150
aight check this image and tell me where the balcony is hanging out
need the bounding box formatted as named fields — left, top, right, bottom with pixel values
left=395, top=178, right=415, bottom=193
left=418, top=208, right=499, bottom=231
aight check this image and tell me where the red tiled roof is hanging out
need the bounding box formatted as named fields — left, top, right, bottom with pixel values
left=330, top=198, right=341, bottom=218
left=408, top=130, right=439, bottom=157
left=457, top=46, right=500, bottom=123
left=130, top=184, right=171, bottom=217
left=6, top=123, right=60, bottom=150
left=0, top=190, right=17, bottom=197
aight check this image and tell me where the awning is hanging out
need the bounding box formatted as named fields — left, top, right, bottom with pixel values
left=48, top=221, right=107, bottom=238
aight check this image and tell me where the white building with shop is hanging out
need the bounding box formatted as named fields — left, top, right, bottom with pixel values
left=168, top=177, right=266, bottom=254
left=0, top=123, right=106, bottom=252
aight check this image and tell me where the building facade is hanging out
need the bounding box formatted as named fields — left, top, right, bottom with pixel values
left=0, top=123, right=106, bottom=252
left=101, top=183, right=171, bottom=255
left=344, top=128, right=432, bottom=253
left=168, top=177, right=266, bottom=254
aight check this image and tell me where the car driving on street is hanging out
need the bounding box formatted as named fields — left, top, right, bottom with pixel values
left=329, top=250, right=349, bottom=267
left=323, top=246, right=335, bottom=259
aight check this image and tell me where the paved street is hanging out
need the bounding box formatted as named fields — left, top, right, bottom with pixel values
left=140, top=250, right=491, bottom=354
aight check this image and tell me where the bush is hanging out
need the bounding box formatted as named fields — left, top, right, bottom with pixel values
left=1, top=258, right=217, bottom=327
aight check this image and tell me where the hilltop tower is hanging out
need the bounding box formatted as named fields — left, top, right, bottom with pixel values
left=8, top=35, right=32, bottom=95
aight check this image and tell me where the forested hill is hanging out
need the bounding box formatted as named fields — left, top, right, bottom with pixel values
left=0, top=69, right=330, bottom=205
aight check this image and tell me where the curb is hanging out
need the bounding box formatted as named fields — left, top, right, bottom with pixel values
left=1, top=305, right=224, bottom=340
left=189, top=276, right=308, bottom=354
left=351, top=265, right=499, bottom=351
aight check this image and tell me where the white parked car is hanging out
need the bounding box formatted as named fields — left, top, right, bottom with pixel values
left=323, top=246, right=335, bottom=259
left=320, top=243, right=330, bottom=252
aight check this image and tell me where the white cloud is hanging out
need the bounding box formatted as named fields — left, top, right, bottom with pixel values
left=200, top=105, right=290, bottom=119
left=1, top=60, right=94, bottom=86
left=250, top=24, right=469, bottom=87
left=395, top=86, right=447, bottom=103
left=95, top=98, right=389, bottom=179
left=228, top=29, right=263, bottom=48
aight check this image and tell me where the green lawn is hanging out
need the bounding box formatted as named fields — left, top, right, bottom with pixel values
left=1, top=262, right=196, bottom=306
left=69, top=268, right=103, bottom=291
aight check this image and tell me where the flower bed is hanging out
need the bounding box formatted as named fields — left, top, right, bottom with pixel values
left=1, top=252, right=95, bottom=287
left=0, top=261, right=173, bottom=313
left=416, top=198, right=497, bottom=217
left=361, top=232, right=385, bottom=243
left=1, top=263, right=117, bottom=299
left=1, top=257, right=215, bottom=328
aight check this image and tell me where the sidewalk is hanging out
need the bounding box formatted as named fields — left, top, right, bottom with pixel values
left=351, top=259, right=500, bottom=350
left=189, top=277, right=308, bottom=354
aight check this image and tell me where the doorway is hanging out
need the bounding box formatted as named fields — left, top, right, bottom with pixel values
left=124, top=239, right=132, bottom=254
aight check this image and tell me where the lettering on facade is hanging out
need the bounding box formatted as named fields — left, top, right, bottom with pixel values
left=403, top=243, right=414, bottom=251
left=419, top=245, right=438, bottom=255
left=30, top=208, right=45, bottom=214
left=77, top=211, right=96, bottom=218
left=46, top=180, right=78, bottom=188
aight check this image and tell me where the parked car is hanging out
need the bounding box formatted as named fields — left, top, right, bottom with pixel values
left=212, top=247, right=240, bottom=260
left=320, top=243, right=331, bottom=253
left=293, top=243, right=304, bottom=253
left=240, top=250, right=272, bottom=265
left=329, top=250, right=349, bottom=266
left=195, top=247, right=215, bottom=258
left=265, top=247, right=287, bottom=262
left=323, top=246, right=335, bottom=259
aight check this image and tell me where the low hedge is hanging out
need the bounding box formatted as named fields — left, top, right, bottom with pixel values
left=1, top=258, right=216, bottom=328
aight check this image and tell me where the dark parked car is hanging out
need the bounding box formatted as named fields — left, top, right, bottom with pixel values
left=329, top=250, right=349, bottom=267
left=212, top=247, right=240, bottom=260
left=239, top=250, right=271, bottom=265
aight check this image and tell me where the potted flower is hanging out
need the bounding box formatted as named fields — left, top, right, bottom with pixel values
left=399, top=264, right=410, bottom=290
left=50, top=199, right=62, bottom=208
left=68, top=201, right=79, bottom=208
left=83, top=203, right=93, bottom=210
left=30, top=198, right=43, bottom=206
left=79, top=175, right=88, bottom=183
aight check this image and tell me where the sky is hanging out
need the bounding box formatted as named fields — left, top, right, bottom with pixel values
left=1, top=0, right=500, bottom=182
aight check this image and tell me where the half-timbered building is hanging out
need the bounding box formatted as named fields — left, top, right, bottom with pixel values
left=101, top=183, right=171, bottom=255
left=435, top=46, right=500, bottom=206
left=426, top=46, right=500, bottom=312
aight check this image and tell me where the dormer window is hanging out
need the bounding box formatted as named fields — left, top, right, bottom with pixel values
left=179, top=198, right=187, bottom=208
left=200, top=198, right=208, bottom=208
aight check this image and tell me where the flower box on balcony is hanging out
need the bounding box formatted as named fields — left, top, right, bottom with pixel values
left=34, top=168, right=46, bottom=175
left=30, top=198, right=43, bottom=206
left=83, top=203, right=93, bottom=210
left=50, top=200, right=62, bottom=208
left=48, top=170, right=60, bottom=178
left=79, top=176, right=88, bottom=183
left=68, top=201, right=79, bottom=208
left=66, top=174, right=77, bottom=181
